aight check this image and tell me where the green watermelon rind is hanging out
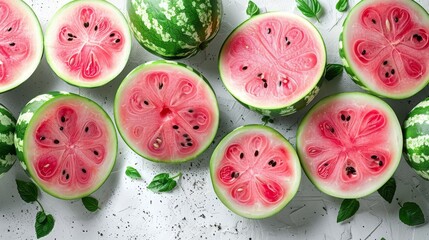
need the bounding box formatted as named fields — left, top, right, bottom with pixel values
left=403, top=97, right=429, bottom=180
left=0, top=0, right=44, bottom=94
left=14, top=91, right=118, bottom=200
left=210, top=125, right=301, bottom=219
left=339, top=0, right=429, bottom=99
left=114, top=60, right=220, bottom=164
left=127, top=0, right=222, bottom=59
left=44, top=0, right=132, bottom=88
left=296, top=92, right=403, bottom=199
left=218, top=12, right=326, bottom=117
left=0, top=104, right=17, bottom=178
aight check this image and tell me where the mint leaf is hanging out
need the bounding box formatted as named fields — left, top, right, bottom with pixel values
left=337, top=199, right=360, bottom=223
left=82, top=196, right=99, bottom=212
left=261, top=116, right=274, bottom=125
left=36, top=211, right=47, bottom=224
left=246, top=1, right=260, bottom=17
left=16, top=179, right=38, bottom=203
left=336, top=0, right=348, bottom=12
left=399, top=202, right=425, bottom=226
left=324, top=64, right=344, bottom=81
left=377, top=177, right=396, bottom=203
left=296, top=0, right=322, bottom=22
left=125, top=166, right=142, bottom=180
left=35, top=213, right=55, bottom=239
left=147, top=172, right=182, bottom=193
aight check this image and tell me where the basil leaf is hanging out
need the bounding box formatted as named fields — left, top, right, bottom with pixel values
left=16, top=179, right=38, bottom=203
left=125, top=166, right=142, bottom=180
left=35, top=213, right=55, bottom=239
left=82, top=196, right=100, bottom=212
left=36, top=211, right=47, bottom=224
left=336, top=0, right=348, bottom=12
left=377, top=177, right=396, bottom=203
left=147, top=172, right=181, bottom=193
left=296, top=0, right=322, bottom=22
left=261, top=116, right=274, bottom=125
left=399, top=202, right=425, bottom=226
left=246, top=1, right=260, bottom=17
left=337, top=199, right=360, bottom=223
left=324, top=64, right=344, bottom=81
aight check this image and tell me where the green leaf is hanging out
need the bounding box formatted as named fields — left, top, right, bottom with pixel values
left=125, top=166, right=142, bottom=180
left=36, top=211, right=46, bottom=224
left=16, top=179, right=38, bottom=203
left=296, top=0, right=322, bottom=22
left=246, top=1, right=260, bottom=17
left=337, top=199, right=360, bottom=223
left=380, top=238, right=386, bottom=240
left=82, top=196, right=100, bottom=212
left=336, top=0, right=348, bottom=12
left=377, top=177, right=396, bottom=203
left=35, top=213, right=55, bottom=239
left=147, top=172, right=182, bottom=193
left=324, top=64, right=344, bottom=81
left=399, top=202, right=425, bottom=226
left=261, top=116, right=274, bottom=125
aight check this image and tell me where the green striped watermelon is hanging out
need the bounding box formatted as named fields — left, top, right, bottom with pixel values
left=404, top=97, right=429, bottom=180
left=127, top=0, right=222, bottom=59
left=14, top=92, right=117, bottom=199
left=0, top=104, right=16, bottom=178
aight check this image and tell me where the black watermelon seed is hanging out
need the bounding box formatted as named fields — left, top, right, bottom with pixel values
left=341, top=114, right=346, bottom=121
left=188, top=109, right=194, bottom=113
left=391, top=69, right=395, bottom=75
left=68, top=33, right=73, bottom=37
left=186, top=138, right=191, bottom=142
left=115, top=39, right=121, bottom=43
left=183, top=134, right=189, bottom=138
left=385, top=72, right=390, bottom=78
left=7, top=27, right=12, bottom=32
left=257, top=73, right=263, bottom=77
left=85, top=127, right=89, bottom=132
left=330, top=128, right=335, bottom=133
left=346, top=166, right=357, bottom=175
left=371, top=155, right=378, bottom=159
left=84, top=22, right=89, bottom=28
left=61, top=116, right=66, bottom=122
left=272, top=161, right=277, bottom=167
left=94, top=150, right=99, bottom=156
left=159, top=83, right=163, bottom=90
left=287, top=41, right=291, bottom=46
left=394, top=17, right=399, bottom=23
left=383, top=61, right=388, bottom=65
left=242, top=66, right=248, bottom=70
left=82, top=169, right=87, bottom=173
left=285, top=37, right=288, bottom=41
left=362, top=50, right=366, bottom=55
left=323, top=163, right=329, bottom=166
left=279, top=81, right=282, bottom=86
left=193, top=126, right=199, bottom=130
left=94, top=25, right=98, bottom=31
left=181, top=143, right=185, bottom=147
left=240, top=153, right=244, bottom=159
left=66, top=174, right=70, bottom=180
left=110, top=33, right=115, bottom=37
left=372, top=19, right=376, bottom=24
left=173, top=125, right=179, bottom=130
left=54, top=139, right=60, bottom=144
left=263, top=82, right=268, bottom=88
left=40, top=136, right=46, bottom=141
left=346, top=116, right=351, bottom=121
left=62, top=170, right=66, bottom=175
left=268, top=160, right=274, bottom=165
left=60, top=127, right=64, bottom=131
left=9, top=42, right=15, bottom=46
left=231, top=172, right=235, bottom=178
left=144, top=100, right=149, bottom=105
left=413, top=34, right=423, bottom=42
left=187, top=142, right=193, bottom=146
left=254, top=150, right=259, bottom=157
left=379, top=161, right=384, bottom=166
left=267, top=28, right=271, bottom=34
left=68, top=38, right=73, bottom=41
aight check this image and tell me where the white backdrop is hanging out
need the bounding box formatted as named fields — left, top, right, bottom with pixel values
left=0, top=0, right=428, bottom=239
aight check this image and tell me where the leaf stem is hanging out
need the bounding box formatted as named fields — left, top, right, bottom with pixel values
left=36, top=200, right=45, bottom=213
left=172, top=172, right=182, bottom=180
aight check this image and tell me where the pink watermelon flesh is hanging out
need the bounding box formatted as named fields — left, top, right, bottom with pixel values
left=115, top=62, right=219, bottom=163
left=219, top=12, right=325, bottom=109
left=211, top=126, right=301, bottom=218
left=342, top=0, right=429, bottom=98
left=26, top=98, right=116, bottom=199
left=0, top=1, right=43, bottom=92
left=297, top=93, right=402, bottom=198
left=45, top=1, right=131, bottom=87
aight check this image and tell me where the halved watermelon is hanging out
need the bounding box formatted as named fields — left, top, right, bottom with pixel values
left=340, top=0, right=429, bottom=99
left=44, top=0, right=132, bottom=88
left=114, top=61, right=219, bottom=163
left=219, top=12, right=326, bottom=116
left=296, top=92, right=402, bottom=199
left=0, top=0, right=43, bottom=93
left=210, top=125, right=301, bottom=219
left=0, top=104, right=16, bottom=178
left=14, top=92, right=117, bottom=200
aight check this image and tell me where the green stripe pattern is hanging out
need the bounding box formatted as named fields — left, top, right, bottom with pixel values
left=0, top=104, right=17, bottom=178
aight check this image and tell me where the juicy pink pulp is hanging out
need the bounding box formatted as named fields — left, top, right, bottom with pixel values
left=346, top=1, right=429, bottom=94
left=220, top=13, right=325, bottom=107
left=217, top=133, right=293, bottom=206
left=31, top=103, right=111, bottom=193
left=117, top=66, right=217, bottom=162
left=50, top=5, right=126, bottom=81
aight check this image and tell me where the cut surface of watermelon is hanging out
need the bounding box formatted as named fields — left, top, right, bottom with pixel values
left=219, top=12, right=326, bottom=116
left=0, top=104, right=16, bottom=178
left=297, top=92, right=402, bottom=199
left=0, top=0, right=43, bottom=93
left=114, top=61, right=219, bottom=163
left=44, top=0, right=131, bottom=88
left=210, top=125, right=301, bottom=219
left=14, top=92, right=117, bottom=199
left=340, top=0, right=429, bottom=99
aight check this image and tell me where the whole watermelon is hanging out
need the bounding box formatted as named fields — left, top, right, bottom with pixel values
left=127, top=0, right=222, bottom=59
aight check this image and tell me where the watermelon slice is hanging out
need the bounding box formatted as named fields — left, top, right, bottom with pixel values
left=296, top=92, right=402, bottom=199
left=44, top=0, right=132, bottom=88
left=0, top=0, right=43, bottom=93
left=14, top=92, right=117, bottom=199
left=404, top=97, right=429, bottom=180
left=219, top=12, right=326, bottom=116
left=0, top=104, right=16, bottom=178
left=340, top=0, right=429, bottom=99
left=114, top=61, right=219, bottom=163
left=127, top=0, right=222, bottom=59
left=210, top=125, right=301, bottom=219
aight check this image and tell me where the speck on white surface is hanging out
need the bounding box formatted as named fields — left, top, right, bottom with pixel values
left=1, top=0, right=429, bottom=239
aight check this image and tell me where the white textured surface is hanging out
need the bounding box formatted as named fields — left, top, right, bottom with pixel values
left=1, top=0, right=429, bottom=239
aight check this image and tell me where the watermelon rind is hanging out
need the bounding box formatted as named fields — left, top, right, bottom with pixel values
left=0, top=104, right=16, bottom=178
left=210, top=125, right=301, bottom=219
left=14, top=91, right=117, bottom=200
left=218, top=12, right=326, bottom=117
left=114, top=60, right=220, bottom=164
left=404, top=97, right=429, bottom=180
